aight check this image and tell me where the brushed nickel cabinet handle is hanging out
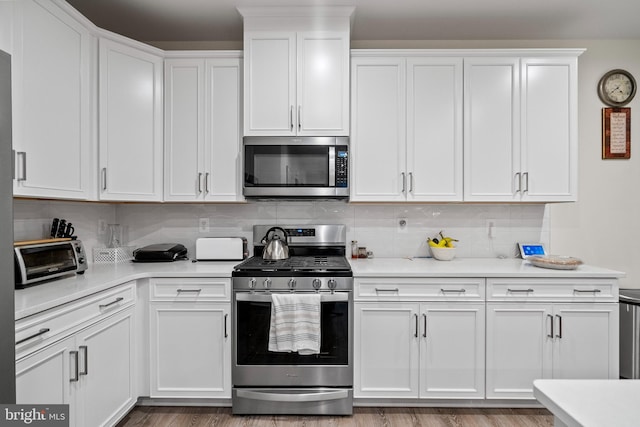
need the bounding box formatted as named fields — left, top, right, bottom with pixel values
left=414, top=313, right=419, bottom=338
left=290, top=105, right=294, bottom=131
left=102, top=167, right=107, bottom=191
left=374, top=288, right=399, bottom=293
left=409, top=172, right=414, bottom=193
left=523, top=172, right=529, bottom=193
left=79, top=345, right=88, bottom=375
left=515, top=172, right=521, bottom=193
left=547, top=314, right=553, bottom=338
left=99, top=297, right=124, bottom=309
left=555, top=314, right=562, bottom=338
left=177, top=289, right=202, bottom=293
left=198, top=172, right=203, bottom=194
left=224, top=313, right=229, bottom=338
left=401, top=172, right=406, bottom=193
left=422, top=313, right=427, bottom=338
left=507, top=288, right=534, bottom=293
left=574, top=289, right=601, bottom=293
left=298, top=105, right=302, bottom=131
left=70, top=350, right=79, bottom=382
left=205, top=172, right=210, bottom=194
left=17, top=151, right=27, bottom=181
left=16, top=328, right=50, bottom=345
left=441, top=289, right=467, bottom=293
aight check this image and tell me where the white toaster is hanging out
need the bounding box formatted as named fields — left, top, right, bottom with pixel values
left=195, top=237, right=247, bottom=261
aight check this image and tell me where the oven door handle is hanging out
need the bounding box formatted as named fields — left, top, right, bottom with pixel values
left=235, top=389, right=349, bottom=403
left=235, top=292, right=350, bottom=302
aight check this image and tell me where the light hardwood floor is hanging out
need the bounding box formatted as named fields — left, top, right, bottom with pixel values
left=116, top=406, right=554, bottom=427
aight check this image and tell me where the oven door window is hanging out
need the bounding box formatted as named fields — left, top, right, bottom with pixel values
left=236, top=298, right=349, bottom=365
left=19, top=244, right=77, bottom=282
left=244, top=145, right=329, bottom=187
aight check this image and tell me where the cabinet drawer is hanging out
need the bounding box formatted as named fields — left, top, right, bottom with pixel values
left=15, top=282, right=136, bottom=360
left=150, top=278, right=230, bottom=302
left=355, top=278, right=485, bottom=301
left=487, top=278, right=618, bottom=302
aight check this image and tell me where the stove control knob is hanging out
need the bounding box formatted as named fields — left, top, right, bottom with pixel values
left=327, top=279, right=337, bottom=290
left=263, top=278, right=272, bottom=290
left=288, top=278, right=297, bottom=290
left=312, top=278, right=322, bottom=290
left=248, top=278, right=256, bottom=289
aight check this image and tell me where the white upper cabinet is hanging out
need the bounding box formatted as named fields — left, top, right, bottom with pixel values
left=520, top=57, right=578, bottom=202
left=464, top=57, right=520, bottom=202
left=240, top=7, right=352, bottom=136
left=11, top=0, right=93, bottom=200
left=350, top=56, right=406, bottom=202
left=164, top=55, right=242, bottom=202
left=464, top=53, right=581, bottom=202
left=98, top=37, right=163, bottom=201
left=407, top=57, right=463, bottom=201
left=350, top=53, right=463, bottom=202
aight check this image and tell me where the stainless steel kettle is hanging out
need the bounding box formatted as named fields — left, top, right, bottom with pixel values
left=261, top=226, right=290, bottom=260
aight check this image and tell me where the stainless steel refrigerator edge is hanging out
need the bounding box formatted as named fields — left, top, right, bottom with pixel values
left=0, top=49, right=16, bottom=403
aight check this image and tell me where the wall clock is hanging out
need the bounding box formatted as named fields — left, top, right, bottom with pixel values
left=598, top=69, right=637, bottom=107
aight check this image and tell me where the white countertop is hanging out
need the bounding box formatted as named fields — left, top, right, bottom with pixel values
left=534, top=379, right=640, bottom=427
left=350, top=257, right=625, bottom=279
left=15, top=260, right=237, bottom=320
left=15, top=257, right=624, bottom=321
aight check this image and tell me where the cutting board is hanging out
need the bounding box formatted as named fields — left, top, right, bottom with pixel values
left=14, top=237, right=72, bottom=246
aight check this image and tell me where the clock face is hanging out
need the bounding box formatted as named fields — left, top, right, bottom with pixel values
left=599, top=69, right=637, bottom=106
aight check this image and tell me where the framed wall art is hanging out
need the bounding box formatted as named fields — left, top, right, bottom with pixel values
left=602, top=107, right=631, bottom=159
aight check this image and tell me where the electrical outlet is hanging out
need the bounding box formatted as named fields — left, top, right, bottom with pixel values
left=98, top=219, right=107, bottom=235
left=199, top=217, right=210, bottom=233
left=486, top=219, right=496, bottom=238
left=397, top=218, right=408, bottom=233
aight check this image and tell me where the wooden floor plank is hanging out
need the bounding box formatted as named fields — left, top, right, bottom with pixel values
left=116, top=407, right=553, bottom=427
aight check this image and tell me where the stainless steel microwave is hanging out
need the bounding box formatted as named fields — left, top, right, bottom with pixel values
left=14, top=240, right=88, bottom=288
left=243, top=136, right=349, bottom=199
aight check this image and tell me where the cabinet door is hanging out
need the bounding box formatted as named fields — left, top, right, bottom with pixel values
left=99, top=38, right=163, bottom=201
left=150, top=302, right=231, bottom=398
left=204, top=58, right=242, bottom=201
left=486, top=303, right=553, bottom=399
left=407, top=57, right=463, bottom=201
left=420, top=303, right=484, bottom=399
left=75, top=308, right=136, bottom=427
left=552, top=303, right=618, bottom=380
left=350, top=57, right=406, bottom=201
left=16, top=336, right=75, bottom=418
left=243, top=32, right=296, bottom=136
left=521, top=57, right=578, bottom=202
left=354, top=303, right=419, bottom=398
left=464, top=57, right=520, bottom=201
left=297, top=32, right=349, bottom=136
left=12, top=0, right=92, bottom=200
left=164, top=58, right=204, bottom=201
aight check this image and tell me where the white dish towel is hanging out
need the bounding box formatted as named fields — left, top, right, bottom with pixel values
left=268, top=293, right=321, bottom=355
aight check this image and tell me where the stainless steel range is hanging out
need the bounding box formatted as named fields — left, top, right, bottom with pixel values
left=231, top=224, right=353, bottom=415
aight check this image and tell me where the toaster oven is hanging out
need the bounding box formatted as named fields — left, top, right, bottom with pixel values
left=14, top=240, right=87, bottom=288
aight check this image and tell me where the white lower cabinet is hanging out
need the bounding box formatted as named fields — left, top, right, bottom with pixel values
left=149, top=278, right=231, bottom=398
left=354, top=278, right=485, bottom=399
left=485, top=279, right=619, bottom=399
left=16, top=305, right=136, bottom=427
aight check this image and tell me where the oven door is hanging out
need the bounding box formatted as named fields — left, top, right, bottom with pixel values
left=232, top=290, right=353, bottom=387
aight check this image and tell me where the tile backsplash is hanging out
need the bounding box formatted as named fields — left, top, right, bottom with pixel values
left=14, top=199, right=549, bottom=262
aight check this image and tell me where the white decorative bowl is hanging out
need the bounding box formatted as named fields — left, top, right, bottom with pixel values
left=430, top=246, right=456, bottom=261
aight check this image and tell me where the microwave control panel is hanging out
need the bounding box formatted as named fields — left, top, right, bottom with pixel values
left=335, top=149, right=348, bottom=187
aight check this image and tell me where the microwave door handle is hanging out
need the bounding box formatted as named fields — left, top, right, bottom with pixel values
left=328, top=147, right=336, bottom=186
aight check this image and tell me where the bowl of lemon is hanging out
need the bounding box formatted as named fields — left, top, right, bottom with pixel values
left=428, top=232, right=457, bottom=261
